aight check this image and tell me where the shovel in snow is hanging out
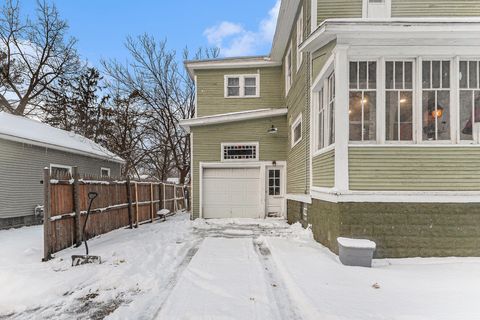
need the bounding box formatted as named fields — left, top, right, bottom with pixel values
left=72, top=192, right=102, bottom=266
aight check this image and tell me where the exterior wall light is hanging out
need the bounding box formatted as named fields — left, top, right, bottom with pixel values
left=267, top=125, right=278, bottom=134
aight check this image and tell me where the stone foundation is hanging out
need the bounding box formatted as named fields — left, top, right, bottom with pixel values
left=287, top=199, right=480, bottom=258
left=0, top=215, right=43, bottom=230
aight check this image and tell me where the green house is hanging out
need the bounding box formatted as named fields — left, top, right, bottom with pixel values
left=181, top=0, right=480, bottom=258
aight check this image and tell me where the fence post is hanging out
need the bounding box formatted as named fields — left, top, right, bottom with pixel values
left=42, top=168, right=52, bottom=261
left=72, top=167, right=82, bottom=247
left=173, top=185, right=178, bottom=213
left=126, top=176, right=133, bottom=229
left=134, top=181, right=139, bottom=228
left=150, top=183, right=154, bottom=222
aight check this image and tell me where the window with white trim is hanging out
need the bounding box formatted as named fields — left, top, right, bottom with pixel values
left=268, top=169, right=281, bottom=196
left=385, top=61, right=414, bottom=141
left=316, top=72, right=335, bottom=150
left=363, top=0, right=391, bottom=18
left=291, top=113, right=302, bottom=147
left=296, top=7, right=304, bottom=71
left=50, top=164, right=72, bottom=177
left=422, top=60, right=451, bottom=141
left=225, top=75, right=259, bottom=98
left=101, top=167, right=111, bottom=177
left=349, top=61, right=377, bottom=142
left=285, top=45, right=292, bottom=94
left=222, top=143, right=258, bottom=161
left=459, top=60, right=480, bottom=142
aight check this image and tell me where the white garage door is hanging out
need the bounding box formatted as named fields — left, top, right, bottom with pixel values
left=202, top=167, right=262, bottom=219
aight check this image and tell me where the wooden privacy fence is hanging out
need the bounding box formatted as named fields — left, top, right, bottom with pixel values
left=43, top=167, right=190, bottom=261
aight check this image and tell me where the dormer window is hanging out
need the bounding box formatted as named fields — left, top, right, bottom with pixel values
left=224, top=74, right=260, bottom=98
left=363, top=0, right=391, bottom=18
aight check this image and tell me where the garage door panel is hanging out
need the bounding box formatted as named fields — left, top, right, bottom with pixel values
left=202, top=167, right=262, bottom=219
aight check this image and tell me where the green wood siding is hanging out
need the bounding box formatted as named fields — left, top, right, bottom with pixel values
left=191, top=117, right=287, bottom=218
left=195, top=67, right=284, bottom=117
left=312, top=149, right=335, bottom=188
left=349, top=146, right=480, bottom=191
left=392, top=0, right=480, bottom=17
left=312, top=40, right=336, bottom=81
left=317, top=0, right=362, bottom=25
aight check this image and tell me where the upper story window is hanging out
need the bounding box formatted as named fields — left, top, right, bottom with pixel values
left=291, top=113, right=302, bottom=148
left=459, top=60, right=480, bottom=142
left=349, top=61, right=377, bottom=142
left=296, top=7, right=304, bottom=72
left=285, top=45, right=292, bottom=95
left=224, top=74, right=260, bottom=98
left=363, top=0, right=391, bottom=18
left=222, top=143, right=259, bottom=161
left=385, top=60, right=414, bottom=141
left=422, top=60, right=451, bottom=141
left=101, top=167, right=111, bottom=177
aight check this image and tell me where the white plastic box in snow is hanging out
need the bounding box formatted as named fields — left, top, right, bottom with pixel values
left=337, top=237, right=376, bottom=268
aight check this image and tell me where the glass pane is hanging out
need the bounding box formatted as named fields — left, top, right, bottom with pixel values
left=460, top=61, right=468, bottom=89
left=269, top=170, right=274, bottom=178
left=228, top=77, right=240, bottom=86
left=422, top=61, right=431, bottom=89
left=269, top=179, right=274, bottom=187
left=228, top=87, right=240, bottom=96
left=442, top=61, right=450, bottom=89
left=329, top=101, right=335, bottom=145
left=422, top=90, right=436, bottom=141
left=269, top=187, right=274, bottom=196
left=437, top=90, right=450, bottom=140
left=405, top=62, right=413, bottom=89
left=395, top=61, right=403, bottom=89
left=460, top=90, right=473, bottom=140
left=275, top=187, right=280, bottom=195
left=470, top=61, right=478, bottom=89
left=368, top=61, right=376, bottom=89
left=294, top=122, right=302, bottom=142
left=349, top=92, right=363, bottom=141
left=363, top=91, right=376, bottom=141
left=475, top=91, right=480, bottom=123
left=318, top=111, right=324, bottom=149
left=275, top=178, right=280, bottom=186
left=350, top=62, right=357, bottom=89
left=245, top=77, right=256, bottom=86
left=244, top=87, right=256, bottom=96
left=399, top=91, right=413, bottom=141
left=385, top=91, right=399, bottom=141
left=432, top=61, right=440, bottom=89
left=386, top=61, right=394, bottom=89
left=359, top=62, right=367, bottom=89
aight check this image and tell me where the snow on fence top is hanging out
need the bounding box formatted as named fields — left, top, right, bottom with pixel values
left=0, top=112, right=124, bottom=163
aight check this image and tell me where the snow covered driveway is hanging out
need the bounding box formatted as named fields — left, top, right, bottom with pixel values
left=2, top=213, right=480, bottom=320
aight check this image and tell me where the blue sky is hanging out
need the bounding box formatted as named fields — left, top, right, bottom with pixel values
left=21, top=0, right=280, bottom=66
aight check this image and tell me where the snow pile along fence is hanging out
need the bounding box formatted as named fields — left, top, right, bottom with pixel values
left=42, top=167, right=190, bottom=261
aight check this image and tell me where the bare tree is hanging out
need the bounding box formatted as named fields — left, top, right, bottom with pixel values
left=0, top=0, right=79, bottom=115
left=103, top=35, right=218, bottom=183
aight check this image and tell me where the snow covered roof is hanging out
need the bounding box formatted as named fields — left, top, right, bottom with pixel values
left=0, top=112, right=124, bottom=164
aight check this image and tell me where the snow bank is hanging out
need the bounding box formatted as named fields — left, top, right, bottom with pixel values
left=0, top=112, right=123, bottom=163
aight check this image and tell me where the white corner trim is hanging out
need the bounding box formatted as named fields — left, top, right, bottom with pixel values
left=285, top=193, right=313, bottom=204
left=291, top=113, right=303, bottom=148
left=179, top=108, right=288, bottom=132
left=311, top=0, right=317, bottom=33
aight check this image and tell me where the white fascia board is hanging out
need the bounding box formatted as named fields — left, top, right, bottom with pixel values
left=300, top=18, right=480, bottom=53
left=270, top=0, right=301, bottom=61
left=180, top=108, right=288, bottom=132
left=0, top=134, right=126, bottom=164
left=185, top=57, right=281, bottom=79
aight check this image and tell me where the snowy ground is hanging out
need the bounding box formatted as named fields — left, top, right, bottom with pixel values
left=1, top=212, right=480, bottom=319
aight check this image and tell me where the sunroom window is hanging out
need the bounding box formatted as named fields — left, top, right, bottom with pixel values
left=317, top=72, right=335, bottom=150
left=385, top=61, right=413, bottom=141
left=459, top=60, right=480, bottom=141
left=422, top=60, right=450, bottom=141
left=349, top=61, right=377, bottom=142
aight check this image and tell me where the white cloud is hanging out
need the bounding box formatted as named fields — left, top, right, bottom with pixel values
left=203, top=0, right=281, bottom=57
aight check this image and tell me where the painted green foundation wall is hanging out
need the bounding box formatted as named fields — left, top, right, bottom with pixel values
left=349, top=147, right=480, bottom=191
left=288, top=199, right=480, bottom=258
left=195, top=67, right=284, bottom=117
left=392, top=0, right=480, bottom=17
left=191, top=116, right=287, bottom=218
left=312, top=149, right=335, bottom=188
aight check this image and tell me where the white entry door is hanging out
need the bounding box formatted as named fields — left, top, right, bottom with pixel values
left=266, top=167, right=284, bottom=217
left=202, top=167, right=262, bottom=219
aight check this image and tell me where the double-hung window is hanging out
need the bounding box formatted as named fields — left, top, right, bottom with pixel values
left=349, top=61, right=377, bottom=142
left=459, top=60, right=480, bottom=142
left=225, top=75, right=259, bottom=98
left=385, top=61, right=414, bottom=141
left=317, top=72, right=336, bottom=150
left=422, top=60, right=451, bottom=141
left=285, top=46, right=292, bottom=94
